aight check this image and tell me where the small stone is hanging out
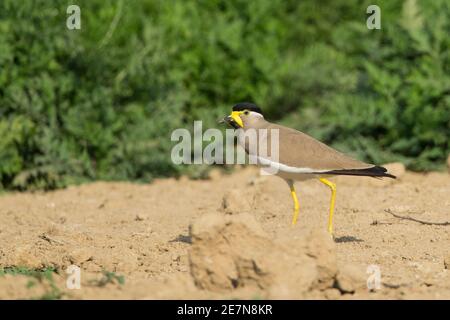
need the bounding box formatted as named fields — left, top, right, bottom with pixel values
left=335, top=265, right=366, bottom=294
left=67, top=248, right=94, bottom=264
left=172, top=254, right=180, bottom=262
left=444, top=255, right=450, bottom=269
left=221, top=190, right=252, bottom=215
left=247, top=175, right=268, bottom=186
left=83, top=260, right=102, bottom=272
left=97, top=200, right=107, bottom=209
left=135, top=214, right=148, bottom=221
left=324, top=288, right=341, bottom=300
left=335, top=273, right=355, bottom=294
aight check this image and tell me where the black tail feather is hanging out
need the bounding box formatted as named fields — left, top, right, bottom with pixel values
left=322, top=166, right=396, bottom=178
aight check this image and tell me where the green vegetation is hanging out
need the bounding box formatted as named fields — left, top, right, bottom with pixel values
left=89, top=270, right=125, bottom=287
left=0, top=266, right=56, bottom=277
left=0, top=266, right=64, bottom=299
left=0, top=0, right=449, bottom=190
left=0, top=266, right=125, bottom=298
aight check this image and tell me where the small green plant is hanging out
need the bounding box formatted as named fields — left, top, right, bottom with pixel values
left=0, top=266, right=55, bottom=277
left=90, top=270, right=125, bottom=287
left=0, top=266, right=64, bottom=300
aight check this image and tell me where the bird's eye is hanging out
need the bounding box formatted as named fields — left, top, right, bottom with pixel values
left=243, top=110, right=250, bottom=115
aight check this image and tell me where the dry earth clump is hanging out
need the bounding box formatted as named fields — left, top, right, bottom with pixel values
left=188, top=212, right=365, bottom=299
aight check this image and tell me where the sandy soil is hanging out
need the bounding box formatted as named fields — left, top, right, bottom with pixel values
left=0, top=165, right=449, bottom=299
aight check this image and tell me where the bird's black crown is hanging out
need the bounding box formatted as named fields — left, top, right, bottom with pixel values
left=232, top=102, right=263, bottom=115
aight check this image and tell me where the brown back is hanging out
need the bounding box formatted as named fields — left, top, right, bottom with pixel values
left=246, top=120, right=373, bottom=171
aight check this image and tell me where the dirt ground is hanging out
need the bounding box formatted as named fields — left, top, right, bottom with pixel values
left=0, top=164, right=449, bottom=299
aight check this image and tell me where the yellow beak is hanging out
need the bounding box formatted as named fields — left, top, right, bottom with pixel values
left=229, top=111, right=244, bottom=128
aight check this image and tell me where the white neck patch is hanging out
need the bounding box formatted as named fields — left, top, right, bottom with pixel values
left=250, top=111, right=264, bottom=119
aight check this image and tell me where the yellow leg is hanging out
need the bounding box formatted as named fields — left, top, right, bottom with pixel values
left=319, top=178, right=336, bottom=234
left=287, top=180, right=300, bottom=225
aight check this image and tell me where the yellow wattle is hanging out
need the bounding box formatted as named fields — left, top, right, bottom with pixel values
left=230, top=111, right=244, bottom=128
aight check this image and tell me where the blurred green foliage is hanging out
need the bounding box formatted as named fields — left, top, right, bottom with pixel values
left=0, top=0, right=449, bottom=190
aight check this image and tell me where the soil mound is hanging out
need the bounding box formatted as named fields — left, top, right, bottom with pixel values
left=188, top=213, right=364, bottom=298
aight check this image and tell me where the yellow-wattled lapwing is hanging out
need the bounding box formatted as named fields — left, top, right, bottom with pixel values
left=220, top=102, right=395, bottom=234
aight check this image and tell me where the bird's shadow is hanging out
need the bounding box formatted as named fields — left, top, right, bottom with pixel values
left=170, top=234, right=363, bottom=245
left=170, top=234, right=192, bottom=244
left=334, top=235, right=364, bottom=243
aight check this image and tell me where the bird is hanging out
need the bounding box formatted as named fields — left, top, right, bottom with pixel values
left=220, top=102, right=395, bottom=234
